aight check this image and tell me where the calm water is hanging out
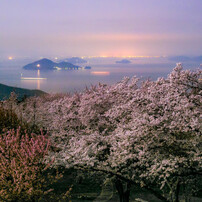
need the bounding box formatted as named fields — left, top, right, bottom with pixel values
left=0, top=60, right=200, bottom=93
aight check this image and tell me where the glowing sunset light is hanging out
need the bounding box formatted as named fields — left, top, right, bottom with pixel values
left=91, top=71, right=110, bottom=76
left=83, top=55, right=161, bottom=59
left=8, top=56, right=13, bottom=60
left=36, top=64, right=40, bottom=68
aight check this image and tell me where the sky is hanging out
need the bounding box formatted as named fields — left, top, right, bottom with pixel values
left=0, top=0, right=202, bottom=58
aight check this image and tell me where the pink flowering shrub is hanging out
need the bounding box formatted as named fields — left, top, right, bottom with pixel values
left=0, top=129, right=69, bottom=201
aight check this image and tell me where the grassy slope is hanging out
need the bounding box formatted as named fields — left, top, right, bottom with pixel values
left=0, top=83, right=46, bottom=100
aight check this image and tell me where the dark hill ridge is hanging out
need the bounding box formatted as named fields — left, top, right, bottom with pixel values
left=0, top=83, right=46, bottom=100
left=23, top=58, right=80, bottom=70
left=62, top=57, right=87, bottom=64
left=57, top=61, right=78, bottom=68
left=116, top=59, right=131, bottom=64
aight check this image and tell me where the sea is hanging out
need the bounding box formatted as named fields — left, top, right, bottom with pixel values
left=0, top=58, right=200, bottom=94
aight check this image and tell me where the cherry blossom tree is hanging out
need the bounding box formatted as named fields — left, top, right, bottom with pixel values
left=125, top=64, right=202, bottom=201
left=57, top=65, right=201, bottom=201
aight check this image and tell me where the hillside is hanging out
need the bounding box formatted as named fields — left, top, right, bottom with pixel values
left=0, top=83, right=46, bottom=100
left=10, top=66, right=202, bottom=202
left=3, top=66, right=202, bottom=202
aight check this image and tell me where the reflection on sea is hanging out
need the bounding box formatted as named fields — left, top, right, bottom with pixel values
left=21, top=79, right=46, bottom=90
left=20, top=70, right=46, bottom=90
left=37, top=80, right=40, bottom=90
left=91, top=71, right=110, bottom=76
left=37, top=70, right=40, bottom=89
left=37, top=69, right=40, bottom=77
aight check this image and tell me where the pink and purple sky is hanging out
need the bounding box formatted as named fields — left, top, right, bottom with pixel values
left=0, top=0, right=201, bottom=58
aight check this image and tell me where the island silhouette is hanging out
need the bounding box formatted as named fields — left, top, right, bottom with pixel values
left=116, top=59, right=131, bottom=64
left=23, top=58, right=80, bottom=70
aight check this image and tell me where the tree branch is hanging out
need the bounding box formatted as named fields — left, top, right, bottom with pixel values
left=74, top=165, right=169, bottom=202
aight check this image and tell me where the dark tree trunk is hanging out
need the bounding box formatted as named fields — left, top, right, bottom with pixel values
left=170, top=179, right=180, bottom=202
left=115, top=179, right=131, bottom=202
left=175, top=181, right=180, bottom=202
left=174, top=182, right=180, bottom=202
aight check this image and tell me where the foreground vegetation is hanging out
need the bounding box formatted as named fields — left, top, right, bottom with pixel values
left=0, top=107, right=70, bottom=201
left=1, top=64, right=202, bottom=202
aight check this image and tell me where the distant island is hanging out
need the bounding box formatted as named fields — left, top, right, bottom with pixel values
left=84, top=66, right=91, bottom=69
left=23, top=58, right=80, bottom=70
left=62, top=57, right=87, bottom=64
left=0, top=83, right=46, bottom=100
left=168, top=55, right=202, bottom=62
left=116, top=59, right=131, bottom=64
